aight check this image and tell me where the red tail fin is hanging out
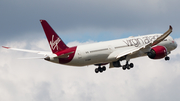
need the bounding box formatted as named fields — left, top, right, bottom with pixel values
left=40, top=20, right=68, bottom=53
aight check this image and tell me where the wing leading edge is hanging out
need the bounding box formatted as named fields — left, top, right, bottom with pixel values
left=116, top=26, right=173, bottom=59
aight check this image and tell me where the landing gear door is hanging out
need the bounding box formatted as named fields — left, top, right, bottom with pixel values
left=109, top=61, right=121, bottom=68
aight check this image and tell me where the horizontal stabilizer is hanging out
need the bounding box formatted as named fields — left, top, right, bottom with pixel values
left=2, top=46, right=52, bottom=56
left=18, top=57, right=45, bottom=59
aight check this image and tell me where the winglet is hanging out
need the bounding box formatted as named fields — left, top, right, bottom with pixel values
left=151, top=25, right=173, bottom=46
left=169, top=25, right=172, bottom=30
left=2, top=46, right=10, bottom=49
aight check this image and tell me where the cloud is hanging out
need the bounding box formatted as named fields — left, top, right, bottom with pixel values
left=0, top=37, right=180, bottom=101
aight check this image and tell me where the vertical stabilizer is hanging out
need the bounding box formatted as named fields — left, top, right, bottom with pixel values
left=40, top=20, right=68, bottom=53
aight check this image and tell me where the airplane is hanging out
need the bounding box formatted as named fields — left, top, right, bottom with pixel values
left=2, top=20, right=177, bottom=73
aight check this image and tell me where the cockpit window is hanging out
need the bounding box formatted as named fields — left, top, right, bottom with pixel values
left=164, top=39, right=167, bottom=41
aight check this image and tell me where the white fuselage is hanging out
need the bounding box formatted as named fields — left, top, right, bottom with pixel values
left=66, top=34, right=177, bottom=66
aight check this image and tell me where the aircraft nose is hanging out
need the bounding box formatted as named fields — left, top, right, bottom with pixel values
left=173, top=40, right=178, bottom=49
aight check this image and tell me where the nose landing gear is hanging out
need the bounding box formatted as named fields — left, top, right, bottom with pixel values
left=165, top=56, right=170, bottom=61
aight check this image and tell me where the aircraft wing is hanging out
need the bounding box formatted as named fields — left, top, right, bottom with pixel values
left=116, top=44, right=148, bottom=59
left=116, top=25, right=172, bottom=59
left=2, top=46, right=52, bottom=56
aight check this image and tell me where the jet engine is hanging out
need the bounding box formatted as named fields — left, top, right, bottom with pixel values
left=147, top=46, right=167, bottom=59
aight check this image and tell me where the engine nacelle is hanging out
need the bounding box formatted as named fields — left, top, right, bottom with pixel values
left=147, top=46, right=167, bottom=59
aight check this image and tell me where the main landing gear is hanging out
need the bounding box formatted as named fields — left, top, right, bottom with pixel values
left=121, top=55, right=134, bottom=70
left=95, top=66, right=106, bottom=73
left=122, top=61, right=134, bottom=70
left=94, top=55, right=171, bottom=73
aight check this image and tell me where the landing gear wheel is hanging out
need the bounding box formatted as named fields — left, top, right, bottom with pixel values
left=126, top=66, right=130, bottom=70
left=102, top=66, right=106, bottom=71
left=95, top=66, right=106, bottom=73
left=122, top=66, right=126, bottom=70
left=98, top=67, right=103, bottom=73
left=95, top=68, right=99, bottom=73
left=165, top=56, right=170, bottom=61
left=122, top=62, right=134, bottom=70
left=129, top=63, right=134, bottom=68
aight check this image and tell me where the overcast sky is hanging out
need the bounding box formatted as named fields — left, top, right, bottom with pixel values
left=1, top=0, right=180, bottom=101
left=1, top=0, right=180, bottom=44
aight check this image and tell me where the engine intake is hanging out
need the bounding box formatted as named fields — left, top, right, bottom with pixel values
left=147, top=46, right=167, bottom=59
